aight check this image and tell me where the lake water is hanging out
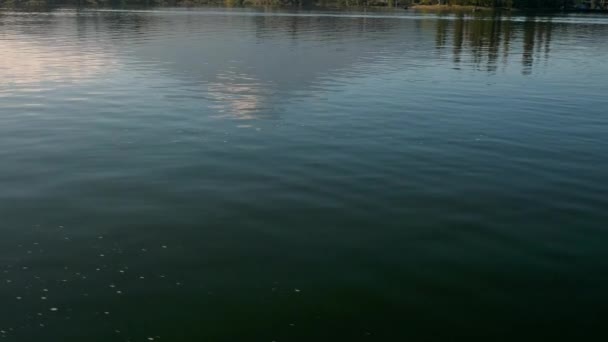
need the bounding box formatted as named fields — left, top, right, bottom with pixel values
left=1, top=7, right=608, bottom=341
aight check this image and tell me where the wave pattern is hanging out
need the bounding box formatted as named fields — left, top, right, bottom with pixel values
left=0, top=8, right=607, bottom=342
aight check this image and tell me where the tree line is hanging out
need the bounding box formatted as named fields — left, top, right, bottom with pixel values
left=417, top=0, right=577, bottom=8
left=0, top=0, right=591, bottom=9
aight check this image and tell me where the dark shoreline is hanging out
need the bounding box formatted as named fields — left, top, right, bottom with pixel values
left=1, top=3, right=607, bottom=14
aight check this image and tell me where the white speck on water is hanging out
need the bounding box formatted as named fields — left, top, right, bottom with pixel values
left=6, top=280, right=12, bottom=283
left=16, top=297, right=22, bottom=300
left=109, top=284, right=116, bottom=288
left=39, top=324, right=45, bottom=327
left=162, top=245, right=167, bottom=249
left=294, top=289, right=301, bottom=293
left=98, top=236, right=103, bottom=239
left=119, top=270, right=125, bottom=273
left=116, top=291, right=122, bottom=294
left=96, top=268, right=101, bottom=271
left=99, top=254, right=105, bottom=257
left=41, top=297, right=47, bottom=300
left=104, top=312, right=110, bottom=315
left=147, top=338, right=154, bottom=341
left=43, top=289, right=48, bottom=292
left=139, top=276, right=145, bottom=279
left=141, top=249, right=147, bottom=252
left=50, top=308, right=58, bottom=312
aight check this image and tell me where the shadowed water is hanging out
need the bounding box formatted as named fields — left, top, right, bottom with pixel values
left=1, top=7, right=608, bottom=341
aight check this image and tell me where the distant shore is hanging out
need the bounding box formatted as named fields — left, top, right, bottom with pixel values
left=1, top=1, right=605, bottom=13
left=409, top=4, right=497, bottom=12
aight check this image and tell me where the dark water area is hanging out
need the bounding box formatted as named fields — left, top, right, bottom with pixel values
left=1, top=7, right=608, bottom=341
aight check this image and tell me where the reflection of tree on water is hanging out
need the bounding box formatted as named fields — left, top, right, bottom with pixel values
left=435, top=16, right=449, bottom=50
left=522, top=18, right=536, bottom=74
left=438, top=14, right=555, bottom=74
left=522, top=17, right=553, bottom=75
left=452, top=15, right=465, bottom=64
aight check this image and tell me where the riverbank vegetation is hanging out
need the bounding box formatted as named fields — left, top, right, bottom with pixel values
left=412, top=1, right=604, bottom=10
left=0, top=0, right=600, bottom=10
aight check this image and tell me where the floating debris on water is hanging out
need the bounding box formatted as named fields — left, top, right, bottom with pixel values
left=50, top=308, right=58, bottom=312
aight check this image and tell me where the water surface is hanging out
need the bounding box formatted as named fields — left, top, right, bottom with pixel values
left=1, top=7, right=608, bottom=341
